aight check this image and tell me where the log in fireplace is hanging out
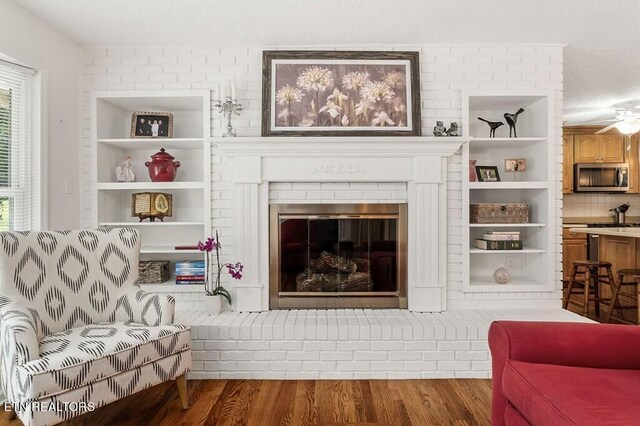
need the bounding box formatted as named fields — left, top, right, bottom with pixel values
left=269, top=204, right=407, bottom=309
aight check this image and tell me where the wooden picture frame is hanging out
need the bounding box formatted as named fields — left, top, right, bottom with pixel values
left=505, top=158, right=526, bottom=172
left=262, top=50, right=421, bottom=137
left=475, top=166, right=501, bottom=182
left=130, top=111, right=174, bottom=138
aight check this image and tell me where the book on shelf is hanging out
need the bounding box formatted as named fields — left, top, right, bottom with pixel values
left=175, top=260, right=205, bottom=267
left=474, top=239, right=523, bottom=250
left=175, top=274, right=205, bottom=279
left=175, top=245, right=199, bottom=250
left=175, top=268, right=205, bottom=274
left=176, top=280, right=205, bottom=285
left=483, top=233, right=520, bottom=241
left=485, top=231, right=521, bottom=235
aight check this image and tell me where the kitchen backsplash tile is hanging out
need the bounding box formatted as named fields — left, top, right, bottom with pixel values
left=564, top=193, right=640, bottom=218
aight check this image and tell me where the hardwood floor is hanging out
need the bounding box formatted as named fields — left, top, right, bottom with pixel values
left=0, top=379, right=492, bottom=426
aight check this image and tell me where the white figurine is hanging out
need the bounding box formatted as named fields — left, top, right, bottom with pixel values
left=115, top=156, right=135, bottom=182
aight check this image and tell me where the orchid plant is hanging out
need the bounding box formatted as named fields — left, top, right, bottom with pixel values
left=197, top=231, right=243, bottom=305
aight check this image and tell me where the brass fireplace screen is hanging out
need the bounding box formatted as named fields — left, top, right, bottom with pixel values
left=269, top=204, right=407, bottom=309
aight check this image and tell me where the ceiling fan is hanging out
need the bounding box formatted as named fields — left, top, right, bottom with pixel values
left=593, top=108, right=640, bottom=135
left=568, top=100, right=640, bottom=136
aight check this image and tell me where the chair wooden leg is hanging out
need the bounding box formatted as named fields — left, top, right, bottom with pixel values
left=175, top=373, right=189, bottom=409
left=564, top=265, right=578, bottom=309
left=594, top=268, right=602, bottom=318
left=583, top=267, right=591, bottom=316
left=607, top=274, right=623, bottom=323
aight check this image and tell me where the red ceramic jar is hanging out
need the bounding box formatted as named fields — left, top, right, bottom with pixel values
left=144, top=148, right=180, bottom=182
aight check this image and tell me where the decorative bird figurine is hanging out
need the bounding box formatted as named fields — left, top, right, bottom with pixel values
left=503, top=108, right=525, bottom=138
left=477, top=117, right=504, bottom=138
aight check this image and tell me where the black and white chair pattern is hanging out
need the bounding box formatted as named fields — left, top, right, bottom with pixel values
left=0, top=228, right=191, bottom=425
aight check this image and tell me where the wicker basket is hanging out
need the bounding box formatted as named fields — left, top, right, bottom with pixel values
left=139, top=260, right=171, bottom=284
left=470, top=203, right=529, bottom=224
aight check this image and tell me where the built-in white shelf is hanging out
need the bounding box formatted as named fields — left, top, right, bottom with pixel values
left=96, top=182, right=204, bottom=190
left=470, top=137, right=547, bottom=150
left=469, top=248, right=546, bottom=254
left=91, top=90, right=212, bottom=276
left=469, top=276, right=550, bottom=292
left=140, top=245, right=201, bottom=254
left=140, top=282, right=203, bottom=292
left=468, top=181, right=548, bottom=190
left=462, top=90, right=556, bottom=294
left=100, top=221, right=205, bottom=227
left=469, top=223, right=546, bottom=228
left=98, top=138, right=205, bottom=149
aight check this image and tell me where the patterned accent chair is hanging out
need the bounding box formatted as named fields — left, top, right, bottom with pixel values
left=0, top=228, right=191, bottom=426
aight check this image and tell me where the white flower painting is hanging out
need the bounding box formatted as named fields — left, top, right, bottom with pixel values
left=264, top=51, right=420, bottom=135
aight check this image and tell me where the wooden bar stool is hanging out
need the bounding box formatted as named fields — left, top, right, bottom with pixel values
left=563, top=260, right=615, bottom=318
left=606, top=269, right=640, bottom=324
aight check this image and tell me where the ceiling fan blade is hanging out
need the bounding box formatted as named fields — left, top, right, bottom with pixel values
left=596, top=123, right=618, bottom=134
left=567, top=119, right=619, bottom=125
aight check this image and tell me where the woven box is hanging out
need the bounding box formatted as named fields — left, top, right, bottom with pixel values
left=139, top=260, right=171, bottom=284
left=470, top=203, right=529, bottom=224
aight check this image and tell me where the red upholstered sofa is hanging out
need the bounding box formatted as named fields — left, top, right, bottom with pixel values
left=489, top=321, right=640, bottom=425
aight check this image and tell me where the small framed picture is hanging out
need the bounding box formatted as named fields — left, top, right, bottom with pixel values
left=505, top=158, right=526, bottom=172
left=475, top=166, right=500, bottom=182
left=130, top=112, right=174, bottom=138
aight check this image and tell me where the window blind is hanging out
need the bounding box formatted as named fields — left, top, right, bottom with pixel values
left=0, top=61, right=35, bottom=231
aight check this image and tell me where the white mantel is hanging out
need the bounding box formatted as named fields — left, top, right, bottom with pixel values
left=213, top=136, right=469, bottom=312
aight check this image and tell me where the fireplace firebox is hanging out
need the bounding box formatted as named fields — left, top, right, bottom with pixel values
left=269, top=204, right=407, bottom=309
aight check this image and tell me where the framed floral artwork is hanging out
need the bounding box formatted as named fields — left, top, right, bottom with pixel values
left=262, top=50, right=421, bottom=136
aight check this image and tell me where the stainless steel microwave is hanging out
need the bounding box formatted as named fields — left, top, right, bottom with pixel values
left=574, top=163, right=629, bottom=192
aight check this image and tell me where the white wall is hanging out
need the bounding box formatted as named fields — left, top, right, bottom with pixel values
left=0, top=0, right=83, bottom=229
left=81, top=44, right=564, bottom=310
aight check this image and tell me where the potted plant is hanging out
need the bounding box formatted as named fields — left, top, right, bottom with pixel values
left=197, top=231, right=243, bottom=314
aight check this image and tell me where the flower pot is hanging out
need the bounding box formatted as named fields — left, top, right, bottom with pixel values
left=203, top=294, right=223, bottom=315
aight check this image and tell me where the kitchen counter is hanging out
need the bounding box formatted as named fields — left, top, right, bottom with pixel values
left=563, top=216, right=640, bottom=225
left=569, top=227, right=640, bottom=238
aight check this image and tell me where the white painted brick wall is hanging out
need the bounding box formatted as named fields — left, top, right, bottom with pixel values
left=81, top=44, right=564, bottom=311
left=183, top=308, right=588, bottom=379
left=269, top=182, right=408, bottom=203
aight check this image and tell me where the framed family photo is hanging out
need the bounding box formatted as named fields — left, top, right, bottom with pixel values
left=505, top=158, right=527, bottom=172
left=476, top=166, right=501, bottom=182
left=262, top=50, right=421, bottom=137
left=130, top=111, right=174, bottom=138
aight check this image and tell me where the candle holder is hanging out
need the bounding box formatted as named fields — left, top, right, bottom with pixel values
left=215, top=97, right=243, bottom=137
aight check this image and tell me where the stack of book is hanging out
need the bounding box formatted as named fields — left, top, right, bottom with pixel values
left=474, top=231, right=523, bottom=250
left=175, top=260, right=206, bottom=284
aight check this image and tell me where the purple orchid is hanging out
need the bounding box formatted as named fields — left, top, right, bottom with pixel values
left=226, top=262, right=244, bottom=280
left=197, top=237, right=220, bottom=253
left=197, top=231, right=242, bottom=305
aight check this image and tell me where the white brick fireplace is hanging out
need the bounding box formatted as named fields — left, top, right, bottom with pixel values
left=215, top=136, right=468, bottom=312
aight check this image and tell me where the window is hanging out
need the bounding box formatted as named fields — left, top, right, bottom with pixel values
left=0, top=60, right=36, bottom=231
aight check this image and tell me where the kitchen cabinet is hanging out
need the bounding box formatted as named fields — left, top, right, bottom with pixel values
left=562, top=228, right=587, bottom=281
left=574, top=134, right=624, bottom=163
left=563, top=135, right=574, bottom=193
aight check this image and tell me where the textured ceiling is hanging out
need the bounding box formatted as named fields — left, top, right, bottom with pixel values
left=9, top=0, right=640, bottom=123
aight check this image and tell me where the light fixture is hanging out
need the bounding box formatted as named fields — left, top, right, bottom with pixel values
left=614, top=118, right=640, bottom=135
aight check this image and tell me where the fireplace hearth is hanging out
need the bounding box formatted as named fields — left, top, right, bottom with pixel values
left=269, top=203, right=407, bottom=309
